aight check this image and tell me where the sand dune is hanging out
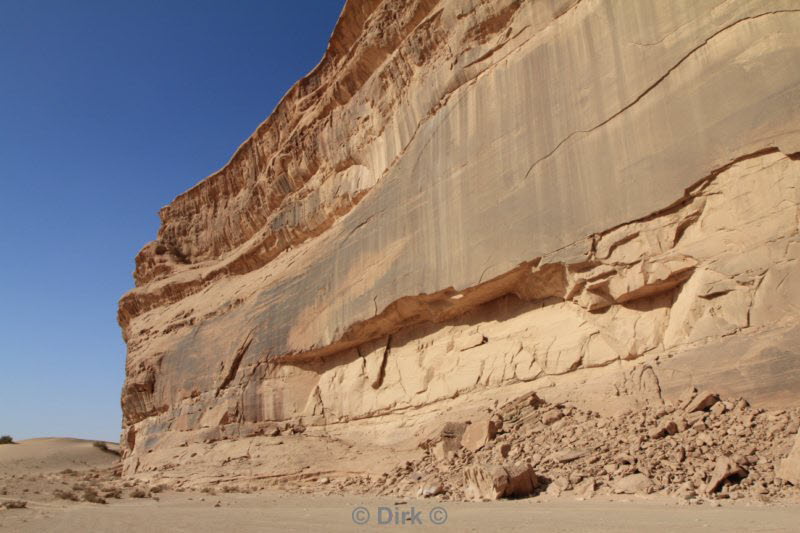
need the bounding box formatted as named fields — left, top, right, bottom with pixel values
left=0, top=437, right=120, bottom=475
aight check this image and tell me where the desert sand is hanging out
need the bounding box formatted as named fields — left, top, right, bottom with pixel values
left=2, top=435, right=800, bottom=532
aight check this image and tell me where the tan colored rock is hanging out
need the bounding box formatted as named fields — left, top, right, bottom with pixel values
left=497, top=443, right=511, bottom=459
left=650, top=420, right=679, bottom=439
left=461, top=420, right=497, bottom=453
left=546, top=476, right=570, bottom=497
left=542, top=410, right=564, bottom=426
left=432, top=441, right=456, bottom=463
left=504, top=463, right=538, bottom=498
left=419, top=482, right=444, bottom=498
left=705, top=455, right=747, bottom=494
left=614, top=473, right=654, bottom=495
left=463, top=464, right=509, bottom=501
left=776, top=432, right=800, bottom=485
left=455, top=332, right=486, bottom=352
left=686, top=391, right=719, bottom=413
left=574, top=478, right=596, bottom=499
left=551, top=449, right=590, bottom=463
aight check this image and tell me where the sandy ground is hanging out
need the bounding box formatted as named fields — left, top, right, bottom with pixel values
left=2, top=438, right=799, bottom=532
left=4, top=492, right=800, bottom=532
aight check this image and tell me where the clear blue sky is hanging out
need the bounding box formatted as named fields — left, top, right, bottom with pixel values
left=0, top=0, right=345, bottom=442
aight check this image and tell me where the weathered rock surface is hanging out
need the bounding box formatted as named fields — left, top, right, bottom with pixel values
left=461, top=420, right=497, bottom=453
left=119, top=0, right=800, bottom=490
left=463, top=464, right=510, bottom=501
left=778, top=432, right=800, bottom=485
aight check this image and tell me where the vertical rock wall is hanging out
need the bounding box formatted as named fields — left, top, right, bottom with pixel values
left=119, top=0, right=800, bottom=479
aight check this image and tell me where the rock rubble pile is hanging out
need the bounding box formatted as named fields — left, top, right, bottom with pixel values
left=362, top=390, right=800, bottom=502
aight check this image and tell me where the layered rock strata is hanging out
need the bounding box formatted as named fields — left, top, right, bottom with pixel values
left=119, top=0, right=800, bottom=485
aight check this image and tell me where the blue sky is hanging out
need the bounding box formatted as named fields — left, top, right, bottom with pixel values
left=0, top=0, right=344, bottom=441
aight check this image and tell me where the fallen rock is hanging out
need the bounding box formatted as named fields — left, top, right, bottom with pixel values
left=463, top=464, right=508, bottom=501
left=542, top=409, right=564, bottom=426
left=705, top=455, right=748, bottom=494
left=686, top=411, right=706, bottom=425
left=674, top=483, right=697, bottom=500
left=504, top=463, right=538, bottom=498
left=710, top=402, right=726, bottom=417
left=418, top=482, right=444, bottom=498
left=545, top=483, right=563, bottom=497
left=461, top=420, right=497, bottom=453
left=776, top=431, right=800, bottom=485
left=696, top=432, right=714, bottom=447
left=497, top=443, right=511, bottom=458
left=546, top=476, right=570, bottom=497
left=686, top=391, right=719, bottom=413
left=551, top=448, right=590, bottom=463
left=649, top=419, right=679, bottom=439
left=490, top=414, right=504, bottom=432
left=613, top=473, right=654, bottom=495
left=574, top=477, right=596, bottom=499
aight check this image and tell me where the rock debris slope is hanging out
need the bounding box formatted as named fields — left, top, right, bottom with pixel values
left=119, top=0, right=800, bottom=497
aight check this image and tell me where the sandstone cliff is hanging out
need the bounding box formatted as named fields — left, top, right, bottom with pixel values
left=119, top=0, right=800, bottom=485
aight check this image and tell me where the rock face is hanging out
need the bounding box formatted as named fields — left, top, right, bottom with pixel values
left=119, top=0, right=800, bottom=484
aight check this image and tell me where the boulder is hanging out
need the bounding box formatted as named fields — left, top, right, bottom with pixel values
left=574, top=478, right=596, bottom=499
left=551, top=448, right=590, bottom=463
left=686, top=391, right=719, bottom=413
left=504, top=463, right=538, bottom=498
left=463, top=463, right=539, bottom=500
left=418, top=482, right=444, bottom=498
left=649, top=419, right=678, bottom=439
left=613, top=473, right=654, bottom=494
left=542, top=409, right=564, bottom=426
left=461, top=420, right=497, bottom=453
left=776, top=432, right=800, bottom=485
left=704, top=455, right=747, bottom=493
left=497, top=443, right=511, bottom=458
left=463, top=464, right=509, bottom=501
left=545, top=476, right=570, bottom=497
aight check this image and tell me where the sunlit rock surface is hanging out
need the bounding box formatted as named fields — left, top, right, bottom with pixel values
left=118, top=0, right=800, bottom=481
